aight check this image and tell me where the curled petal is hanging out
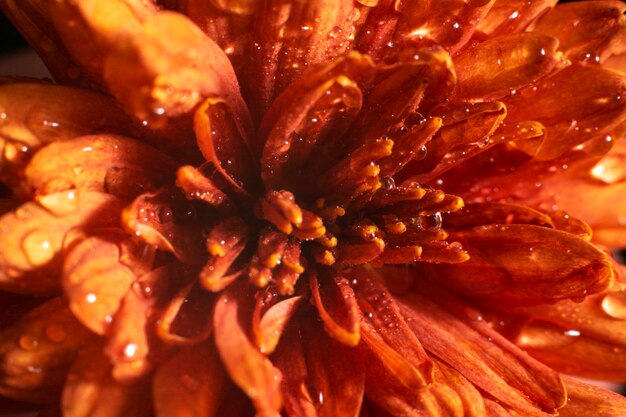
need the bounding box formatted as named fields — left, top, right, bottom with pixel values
left=104, top=10, right=251, bottom=127
left=62, top=345, right=152, bottom=417
left=454, top=33, right=561, bottom=101
left=194, top=98, right=258, bottom=196
left=201, top=217, right=249, bottom=292
left=157, top=281, right=215, bottom=346
left=530, top=1, right=626, bottom=63
left=0, top=191, right=123, bottom=295
left=153, top=341, right=228, bottom=417
left=0, top=82, right=132, bottom=192
left=407, top=101, right=506, bottom=180
left=259, top=52, right=375, bottom=189
left=213, top=283, right=282, bottom=417
left=399, top=282, right=566, bottom=416
left=252, top=291, right=303, bottom=355
left=309, top=269, right=361, bottom=346
left=25, top=135, right=178, bottom=200
left=0, top=298, right=93, bottom=403
left=176, top=165, right=234, bottom=211
left=423, top=224, right=613, bottom=305
left=122, top=187, right=205, bottom=264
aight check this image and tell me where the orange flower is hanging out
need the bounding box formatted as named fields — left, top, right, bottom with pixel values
left=1, top=0, right=626, bottom=416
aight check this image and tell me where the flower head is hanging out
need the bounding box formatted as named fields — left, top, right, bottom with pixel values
left=1, top=0, right=626, bottom=416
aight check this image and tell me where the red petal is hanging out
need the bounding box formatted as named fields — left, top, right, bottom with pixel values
left=272, top=321, right=318, bottom=417
left=153, top=341, right=228, bottom=417
left=259, top=52, right=375, bottom=190
left=477, top=0, right=558, bottom=36
left=503, top=63, right=626, bottom=160
left=530, top=1, right=626, bottom=63
left=309, top=269, right=361, bottom=346
left=454, top=33, right=561, bottom=101
left=252, top=291, right=303, bottom=355
left=301, top=319, right=366, bottom=417
left=213, top=284, right=282, bottom=417
left=352, top=267, right=433, bottom=390
left=558, top=376, right=626, bottom=417
left=425, top=224, right=613, bottom=305
left=194, top=98, right=258, bottom=196
left=399, top=282, right=566, bottom=416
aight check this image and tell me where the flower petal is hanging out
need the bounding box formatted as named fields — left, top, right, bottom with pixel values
left=213, top=284, right=282, bottom=417
left=121, top=187, right=206, bottom=264
left=309, top=269, right=361, bottom=346
left=502, top=288, right=626, bottom=381
left=0, top=191, right=124, bottom=295
left=24, top=135, right=178, bottom=200
left=454, top=33, right=561, bottom=101
left=423, top=224, right=613, bottom=305
left=153, top=341, right=228, bottom=417
left=301, top=319, right=366, bottom=417
left=62, top=232, right=138, bottom=336
left=477, top=0, right=557, bottom=36
left=242, top=0, right=362, bottom=115
left=62, top=344, right=151, bottom=417
left=0, top=82, right=132, bottom=192
left=530, top=0, right=626, bottom=63
left=252, top=291, right=303, bottom=355
left=503, top=63, right=626, bottom=160
left=0, top=298, right=93, bottom=403
left=352, top=267, right=433, bottom=390
left=259, top=52, right=375, bottom=190
left=514, top=319, right=626, bottom=381
left=272, top=321, right=318, bottom=417
left=558, top=376, right=626, bottom=417
left=157, top=281, right=215, bottom=346
left=399, top=282, right=566, bottom=416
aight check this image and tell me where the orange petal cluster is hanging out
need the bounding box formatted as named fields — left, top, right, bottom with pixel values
left=1, top=0, right=626, bottom=416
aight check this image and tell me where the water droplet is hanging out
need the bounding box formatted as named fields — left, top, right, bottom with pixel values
left=601, top=292, right=626, bottom=319
left=329, top=26, right=343, bottom=38
left=157, top=206, right=174, bottom=224
left=45, top=324, right=66, bottom=343
left=380, top=177, right=395, bottom=190
left=19, top=334, right=39, bottom=351
left=86, top=293, right=97, bottom=304
left=123, top=343, right=138, bottom=358
left=22, top=230, right=55, bottom=266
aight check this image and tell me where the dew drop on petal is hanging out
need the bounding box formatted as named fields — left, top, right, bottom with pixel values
left=21, top=230, right=55, bottom=266
left=18, top=334, right=39, bottom=351
left=601, top=292, right=626, bottom=319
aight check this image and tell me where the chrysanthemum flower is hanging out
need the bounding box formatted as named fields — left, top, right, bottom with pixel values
left=2, top=0, right=626, bottom=416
